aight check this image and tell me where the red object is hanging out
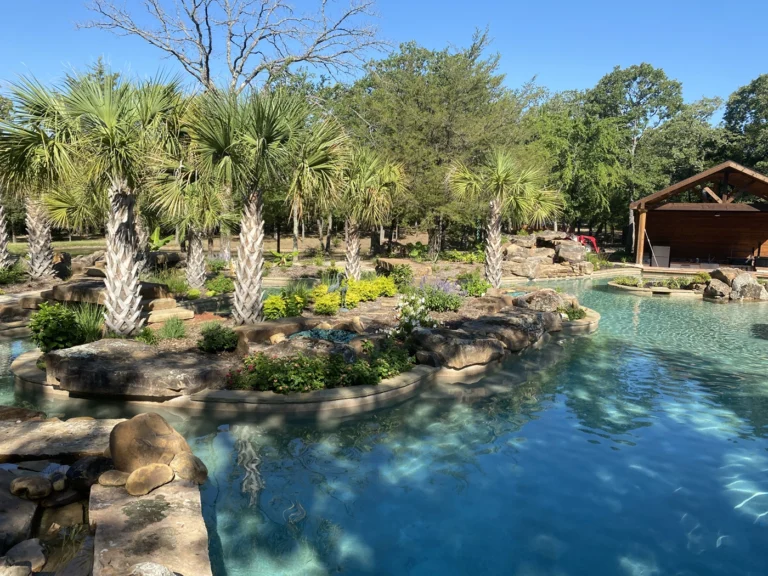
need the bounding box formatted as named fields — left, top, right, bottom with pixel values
left=576, top=235, right=600, bottom=253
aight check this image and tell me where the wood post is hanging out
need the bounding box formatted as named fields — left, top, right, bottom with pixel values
left=635, top=209, right=647, bottom=265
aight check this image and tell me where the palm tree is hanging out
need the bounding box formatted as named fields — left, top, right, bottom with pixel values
left=341, top=149, right=405, bottom=280
left=285, top=117, right=348, bottom=263
left=63, top=74, right=181, bottom=335
left=188, top=88, right=302, bottom=324
left=449, top=149, right=563, bottom=288
left=0, top=79, right=75, bottom=281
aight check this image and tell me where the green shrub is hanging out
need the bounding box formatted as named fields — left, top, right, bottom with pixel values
left=557, top=305, right=587, bottom=321
left=612, top=276, right=640, bottom=287
left=284, top=294, right=306, bottom=316
left=207, top=258, right=228, bottom=274
left=419, top=285, right=463, bottom=312
left=442, top=250, right=484, bottom=264
left=314, top=292, right=341, bottom=315
left=281, top=280, right=313, bottom=304
left=197, top=322, right=238, bottom=353
left=388, top=264, right=413, bottom=292
left=374, top=275, right=397, bottom=297
left=228, top=341, right=413, bottom=393
left=585, top=252, right=606, bottom=271
left=0, top=262, right=25, bottom=285
left=660, top=276, right=691, bottom=290
left=29, top=302, right=84, bottom=352
left=143, top=269, right=188, bottom=295
left=186, top=289, right=201, bottom=300
left=205, top=273, right=235, bottom=295
left=157, top=317, right=186, bottom=340
left=341, top=286, right=360, bottom=309
left=263, top=295, right=287, bottom=320
left=313, top=255, right=325, bottom=266
left=271, top=250, right=298, bottom=267
left=135, top=327, right=159, bottom=345
left=457, top=271, right=491, bottom=297
left=406, top=242, right=430, bottom=262
left=692, top=272, right=711, bottom=285
left=74, top=304, right=104, bottom=343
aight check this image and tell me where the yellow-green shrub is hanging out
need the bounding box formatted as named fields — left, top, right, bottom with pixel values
left=311, top=283, right=329, bottom=301
left=349, top=279, right=380, bottom=301
left=374, top=275, right=397, bottom=297
left=314, top=292, right=341, bottom=315
left=263, top=295, right=287, bottom=320
left=344, top=288, right=360, bottom=309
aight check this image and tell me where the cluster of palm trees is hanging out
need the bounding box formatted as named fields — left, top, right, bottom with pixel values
left=0, top=73, right=407, bottom=334
left=0, top=71, right=563, bottom=335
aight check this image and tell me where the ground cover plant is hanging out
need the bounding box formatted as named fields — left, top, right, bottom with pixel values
left=0, top=262, right=25, bottom=285
left=558, top=304, right=587, bottom=321
left=157, top=317, right=186, bottom=340
left=228, top=338, right=413, bottom=393
left=457, top=271, right=491, bottom=297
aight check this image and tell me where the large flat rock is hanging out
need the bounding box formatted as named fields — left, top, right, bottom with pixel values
left=235, top=317, right=322, bottom=355
left=0, top=418, right=122, bottom=463
left=0, top=470, right=38, bottom=554
left=46, top=340, right=229, bottom=399
left=51, top=280, right=171, bottom=305
left=90, top=483, right=213, bottom=576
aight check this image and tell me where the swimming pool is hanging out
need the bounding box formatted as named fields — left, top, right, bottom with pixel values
left=3, top=278, right=768, bottom=575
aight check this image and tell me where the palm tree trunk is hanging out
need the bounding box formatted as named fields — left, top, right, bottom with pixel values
left=325, top=214, right=333, bottom=254
left=219, top=226, right=232, bottom=262
left=135, top=217, right=150, bottom=273
left=317, top=218, right=324, bottom=251
left=25, top=197, right=54, bottom=281
left=233, top=189, right=265, bottom=324
left=345, top=218, right=361, bottom=281
left=485, top=199, right=503, bottom=289
left=186, top=228, right=206, bottom=292
left=0, top=203, right=14, bottom=270
left=104, top=178, right=143, bottom=336
left=291, top=205, right=300, bottom=261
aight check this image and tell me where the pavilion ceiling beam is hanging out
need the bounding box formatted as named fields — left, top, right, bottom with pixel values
left=702, top=186, right=722, bottom=203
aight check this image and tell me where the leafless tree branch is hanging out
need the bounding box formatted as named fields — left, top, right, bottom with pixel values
left=79, top=0, right=387, bottom=92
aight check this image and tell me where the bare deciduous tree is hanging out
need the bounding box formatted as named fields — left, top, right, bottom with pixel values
left=80, top=0, right=384, bottom=92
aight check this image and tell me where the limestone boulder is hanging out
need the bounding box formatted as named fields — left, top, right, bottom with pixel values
left=129, top=563, right=175, bottom=576
left=729, top=272, right=768, bottom=301
left=554, top=240, right=586, bottom=263
left=234, top=317, right=321, bottom=355
left=170, top=453, right=208, bottom=485
left=704, top=278, right=731, bottom=299
left=10, top=476, right=52, bottom=500
left=39, top=501, right=85, bottom=534
left=503, top=258, right=543, bottom=279
left=98, top=470, right=129, bottom=487
left=410, top=328, right=505, bottom=369
left=535, top=230, right=568, bottom=248
left=66, top=456, right=114, bottom=492
left=261, top=337, right=356, bottom=363
left=0, top=471, right=37, bottom=554
left=4, top=538, right=46, bottom=572
left=47, top=339, right=228, bottom=399
left=530, top=246, right=556, bottom=259
left=517, top=289, right=577, bottom=313
left=507, top=234, right=536, bottom=249
left=110, top=413, right=191, bottom=474
left=51, top=280, right=171, bottom=305
left=461, top=308, right=545, bottom=352
left=89, top=483, right=213, bottom=576
left=710, top=267, right=741, bottom=287
left=502, top=243, right=529, bottom=260
left=125, top=464, right=175, bottom=496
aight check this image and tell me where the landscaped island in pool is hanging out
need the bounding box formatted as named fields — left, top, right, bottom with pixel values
left=2, top=277, right=768, bottom=575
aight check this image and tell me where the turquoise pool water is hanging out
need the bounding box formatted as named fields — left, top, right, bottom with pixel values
left=2, top=279, right=768, bottom=575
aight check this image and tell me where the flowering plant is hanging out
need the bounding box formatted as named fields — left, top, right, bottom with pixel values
left=394, top=292, right=437, bottom=336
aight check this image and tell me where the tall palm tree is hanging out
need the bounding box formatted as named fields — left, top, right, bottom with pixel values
left=285, top=117, right=348, bottom=262
left=449, top=149, right=563, bottom=288
left=188, top=88, right=302, bottom=324
left=0, top=79, right=75, bottom=281
left=63, top=74, right=181, bottom=335
left=341, top=149, right=405, bottom=281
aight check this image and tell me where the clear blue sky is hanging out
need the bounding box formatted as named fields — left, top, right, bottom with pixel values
left=1, top=0, right=766, bottom=113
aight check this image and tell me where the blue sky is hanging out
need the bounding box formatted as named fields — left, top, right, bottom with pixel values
left=1, top=0, right=766, bottom=112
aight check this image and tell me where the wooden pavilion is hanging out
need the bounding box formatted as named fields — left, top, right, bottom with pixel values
left=630, top=161, right=768, bottom=268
